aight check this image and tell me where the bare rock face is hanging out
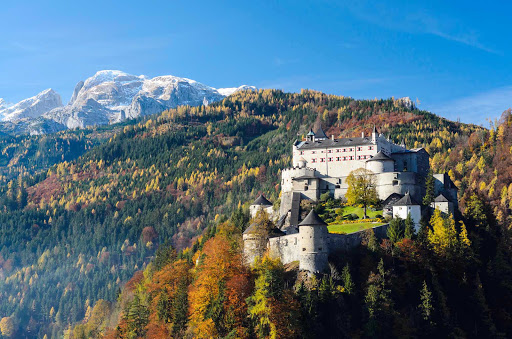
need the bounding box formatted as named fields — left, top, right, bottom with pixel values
left=1, top=70, right=255, bottom=134
left=0, top=89, right=63, bottom=121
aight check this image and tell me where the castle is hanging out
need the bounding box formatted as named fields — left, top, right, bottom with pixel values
left=243, top=125, right=458, bottom=273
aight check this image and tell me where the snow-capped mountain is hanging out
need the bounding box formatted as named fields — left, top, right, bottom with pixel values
left=1, top=70, right=255, bottom=134
left=0, top=89, right=62, bottom=121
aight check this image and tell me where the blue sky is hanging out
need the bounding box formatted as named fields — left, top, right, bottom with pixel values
left=1, top=0, right=511, bottom=125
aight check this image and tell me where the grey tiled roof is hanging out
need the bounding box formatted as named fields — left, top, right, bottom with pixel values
left=313, top=127, right=328, bottom=139
left=366, top=151, right=394, bottom=162
left=393, top=192, right=420, bottom=206
left=252, top=194, right=272, bottom=206
left=299, top=210, right=328, bottom=227
left=434, top=193, right=450, bottom=202
left=297, top=137, right=373, bottom=150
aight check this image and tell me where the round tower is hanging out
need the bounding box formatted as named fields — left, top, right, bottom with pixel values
left=250, top=194, right=273, bottom=219
left=243, top=222, right=268, bottom=265
left=297, top=156, right=307, bottom=168
left=298, top=210, right=329, bottom=273
left=366, top=151, right=394, bottom=173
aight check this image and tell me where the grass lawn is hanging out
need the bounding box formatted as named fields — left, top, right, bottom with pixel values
left=335, top=206, right=382, bottom=218
left=328, top=222, right=385, bottom=234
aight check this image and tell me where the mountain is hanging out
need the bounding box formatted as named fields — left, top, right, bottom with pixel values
left=0, top=89, right=62, bottom=121
left=0, top=70, right=255, bottom=134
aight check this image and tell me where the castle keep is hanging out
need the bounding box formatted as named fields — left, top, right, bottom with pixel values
left=280, top=126, right=431, bottom=218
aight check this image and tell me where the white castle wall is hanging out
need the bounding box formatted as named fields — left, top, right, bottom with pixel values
left=250, top=205, right=274, bottom=219
left=269, top=234, right=301, bottom=264
left=392, top=205, right=421, bottom=231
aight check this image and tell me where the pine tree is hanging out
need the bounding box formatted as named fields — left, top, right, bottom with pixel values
left=342, top=264, right=355, bottom=295
left=423, top=170, right=435, bottom=207
left=404, top=213, right=415, bottom=239
left=419, top=281, right=433, bottom=322
left=387, top=217, right=404, bottom=244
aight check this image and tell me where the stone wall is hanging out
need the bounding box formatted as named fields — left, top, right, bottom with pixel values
left=269, top=234, right=301, bottom=264
left=328, top=224, right=389, bottom=252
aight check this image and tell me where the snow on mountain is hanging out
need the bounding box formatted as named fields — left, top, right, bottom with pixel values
left=0, top=89, right=62, bottom=121
left=1, top=70, right=255, bottom=134
left=217, top=85, right=256, bottom=96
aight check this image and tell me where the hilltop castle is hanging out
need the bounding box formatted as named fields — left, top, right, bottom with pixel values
left=244, top=125, right=458, bottom=273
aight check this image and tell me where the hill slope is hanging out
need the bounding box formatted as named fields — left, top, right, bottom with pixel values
left=0, top=90, right=487, bottom=337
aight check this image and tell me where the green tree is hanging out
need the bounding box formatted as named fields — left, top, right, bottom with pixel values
left=346, top=168, right=379, bottom=218
left=419, top=281, right=433, bottom=323
left=387, top=217, right=404, bottom=244
left=404, top=213, right=415, bottom=239
left=342, top=264, right=355, bottom=295
left=423, top=170, right=435, bottom=207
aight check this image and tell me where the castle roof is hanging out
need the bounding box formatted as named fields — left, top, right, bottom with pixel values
left=307, top=129, right=315, bottom=136
left=299, top=210, right=328, bottom=227
left=292, top=175, right=317, bottom=180
left=243, top=222, right=260, bottom=235
left=393, top=192, right=420, bottom=206
left=252, top=194, right=272, bottom=206
left=366, top=151, right=394, bottom=162
left=434, top=193, right=450, bottom=203
left=313, top=126, right=328, bottom=139
left=297, top=136, right=373, bottom=150
left=269, top=228, right=286, bottom=238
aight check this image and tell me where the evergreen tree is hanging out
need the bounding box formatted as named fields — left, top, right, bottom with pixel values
left=423, top=170, right=435, bottom=207
left=419, top=281, right=433, bottom=323
left=342, top=264, right=355, bottom=295
left=387, top=217, right=404, bottom=244
left=404, top=213, right=415, bottom=239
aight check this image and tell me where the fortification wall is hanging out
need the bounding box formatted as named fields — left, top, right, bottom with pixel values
left=269, top=234, right=301, bottom=264
left=328, top=224, right=389, bottom=252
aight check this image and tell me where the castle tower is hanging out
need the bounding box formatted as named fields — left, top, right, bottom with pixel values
left=250, top=194, right=273, bottom=219
left=243, top=222, right=268, bottom=265
left=392, top=191, right=421, bottom=231
left=366, top=150, right=394, bottom=173
left=306, top=129, right=315, bottom=141
left=298, top=210, right=329, bottom=273
left=371, top=125, right=378, bottom=143
left=313, top=126, right=328, bottom=140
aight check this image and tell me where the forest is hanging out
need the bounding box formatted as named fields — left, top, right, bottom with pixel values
left=0, top=89, right=508, bottom=338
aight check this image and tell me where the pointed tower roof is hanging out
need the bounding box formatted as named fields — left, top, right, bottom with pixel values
left=307, top=129, right=315, bottom=136
left=313, top=126, right=328, bottom=140
left=252, top=194, right=272, bottom=206
left=393, top=192, right=420, bottom=206
left=299, top=210, right=328, bottom=227
left=434, top=193, right=450, bottom=202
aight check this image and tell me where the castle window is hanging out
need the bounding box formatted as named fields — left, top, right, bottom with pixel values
left=328, top=150, right=332, bottom=153
left=302, top=248, right=306, bottom=251
left=312, top=151, right=316, bottom=154
left=349, top=148, right=353, bottom=151
left=312, top=159, right=317, bottom=163
left=392, top=180, right=398, bottom=186
left=357, top=156, right=360, bottom=160
left=369, top=146, right=373, bottom=150
left=318, top=247, right=322, bottom=251
left=336, top=157, right=340, bottom=161
left=328, top=157, right=333, bottom=161
left=300, top=151, right=304, bottom=155
left=320, top=158, right=325, bottom=162
left=343, top=148, right=346, bottom=152
left=357, top=147, right=362, bottom=151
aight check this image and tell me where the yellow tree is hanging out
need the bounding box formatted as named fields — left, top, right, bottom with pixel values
left=346, top=168, right=379, bottom=218
left=427, top=209, right=458, bottom=257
